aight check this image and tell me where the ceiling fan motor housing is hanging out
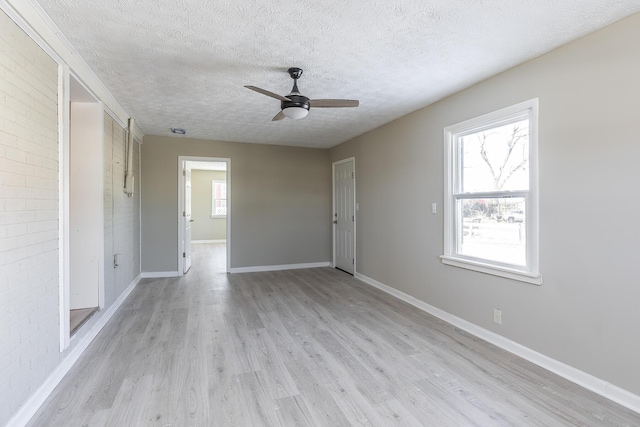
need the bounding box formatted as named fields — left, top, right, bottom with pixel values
left=281, top=94, right=310, bottom=112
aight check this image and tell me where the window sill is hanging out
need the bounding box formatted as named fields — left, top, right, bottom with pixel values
left=210, top=215, right=226, bottom=219
left=440, top=255, right=542, bottom=285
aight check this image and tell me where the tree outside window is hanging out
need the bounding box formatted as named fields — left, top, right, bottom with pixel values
left=443, top=99, right=540, bottom=284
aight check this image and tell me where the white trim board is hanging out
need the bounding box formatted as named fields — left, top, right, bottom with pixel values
left=7, top=274, right=141, bottom=427
left=230, top=262, right=330, bottom=274
left=354, top=272, right=640, bottom=415
left=192, top=239, right=226, bottom=244
left=140, top=271, right=181, bottom=279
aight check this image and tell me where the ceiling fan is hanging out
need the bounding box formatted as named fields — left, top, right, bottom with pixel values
left=245, top=67, right=359, bottom=121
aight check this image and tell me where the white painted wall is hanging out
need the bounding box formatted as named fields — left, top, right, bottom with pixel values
left=0, top=9, right=60, bottom=424
left=104, top=113, right=141, bottom=306
left=69, top=102, right=103, bottom=309
left=108, top=116, right=141, bottom=300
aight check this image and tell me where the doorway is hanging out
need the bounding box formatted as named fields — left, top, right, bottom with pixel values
left=178, top=157, right=231, bottom=274
left=65, top=76, right=104, bottom=340
left=333, top=158, right=356, bottom=274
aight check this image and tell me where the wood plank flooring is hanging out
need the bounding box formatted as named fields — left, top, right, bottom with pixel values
left=29, top=244, right=640, bottom=426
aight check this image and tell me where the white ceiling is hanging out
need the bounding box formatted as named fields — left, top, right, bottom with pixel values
left=36, top=0, right=640, bottom=149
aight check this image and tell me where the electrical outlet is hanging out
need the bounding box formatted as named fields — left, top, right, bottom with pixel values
left=493, top=308, right=502, bottom=325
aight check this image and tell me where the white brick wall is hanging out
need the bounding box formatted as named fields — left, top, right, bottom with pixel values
left=0, top=9, right=60, bottom=425
left=1, top=10, right=141, bottom=426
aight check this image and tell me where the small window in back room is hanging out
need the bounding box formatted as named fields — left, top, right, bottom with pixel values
left=211, top=180, right=227, bottom=217
left=442, top=99, right=541, bottom=285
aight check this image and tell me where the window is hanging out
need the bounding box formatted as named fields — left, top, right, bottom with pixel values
left=442, top=99, right=541, bottom=285
left=211, top=180, right=227, bottom=218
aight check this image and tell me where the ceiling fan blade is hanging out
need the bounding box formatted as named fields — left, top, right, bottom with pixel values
left=271, top=111, right=285, bottom=121
left=309, top=99, right=359, bottom=108
left=244, top=85, right=290, bottom=102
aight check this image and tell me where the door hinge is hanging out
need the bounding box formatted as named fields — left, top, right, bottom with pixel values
left=353, top=259, right=355, bottom=264
left=183, top=211, right=185, bottom=217
left=351, top=172, right=354, bottom=179
left=183, top=170, right=186, bottom=176
left=352, top=215, right=354, bottom=222
left=183, top=252, right=186, bottom=258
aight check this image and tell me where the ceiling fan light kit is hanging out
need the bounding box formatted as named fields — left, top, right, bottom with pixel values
left=245, top=67, right=359, bottom=121
left=282, top=105, right=309, bottom=120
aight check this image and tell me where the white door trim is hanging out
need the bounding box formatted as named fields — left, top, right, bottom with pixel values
left=58, top=65, right=70, bottom=351
left=59, top=71, right=105, bottom=351
left=332, top=157, right=356, bottom=274
left=177, top=156, right=231, bottom=274
left=183, top=167, right=192, bottom=274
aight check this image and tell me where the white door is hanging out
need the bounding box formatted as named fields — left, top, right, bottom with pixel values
left=183, top=167, right=192, bottom=273
left=334, top=159, right=355, bottom=274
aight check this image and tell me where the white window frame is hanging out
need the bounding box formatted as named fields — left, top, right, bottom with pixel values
left=211, top=179, right=227, bottom=218
left=441, top=99, right=541, bottom=285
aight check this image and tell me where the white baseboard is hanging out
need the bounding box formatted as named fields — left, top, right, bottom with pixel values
left=8, top=274, right=142, bottom=427
left=230, top=261, right=330, bottom=274
left=191, top=239, right=226, bottom=244
left=354, top=272, right=640, bottom=415
left=140, top=271, right=180, bottom=278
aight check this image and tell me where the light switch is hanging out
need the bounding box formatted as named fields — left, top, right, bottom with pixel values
left=431, top=203, right=437, bottom=214
left=356, top=203, right=360, bottom=211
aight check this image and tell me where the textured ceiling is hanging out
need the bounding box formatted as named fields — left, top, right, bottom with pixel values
left=36, top=0, right=640, bottom=148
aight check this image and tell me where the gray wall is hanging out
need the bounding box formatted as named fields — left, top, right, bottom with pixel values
left=191, top=169, right=226, bottom=241
left=141, top=136, right=331, bottom=272
left=331, top=13, right=640, bottom=395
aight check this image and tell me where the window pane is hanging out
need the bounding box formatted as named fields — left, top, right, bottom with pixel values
left=214, top=182, right=227, bottom=199
left=457, top=197, right=526, bottom=266
left=460, top=119, right=529, bottom=192
left=214, top=199, right=226, bottom=215
left=212, top=180, right=227, bottom=216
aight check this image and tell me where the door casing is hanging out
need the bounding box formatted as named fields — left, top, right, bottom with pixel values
left=177, top=156, right=231, bottom=274
left=183, top=166, right=192, bottom=273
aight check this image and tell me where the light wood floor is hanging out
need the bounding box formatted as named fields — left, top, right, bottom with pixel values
left=29, top=244, right=640, bottom=426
